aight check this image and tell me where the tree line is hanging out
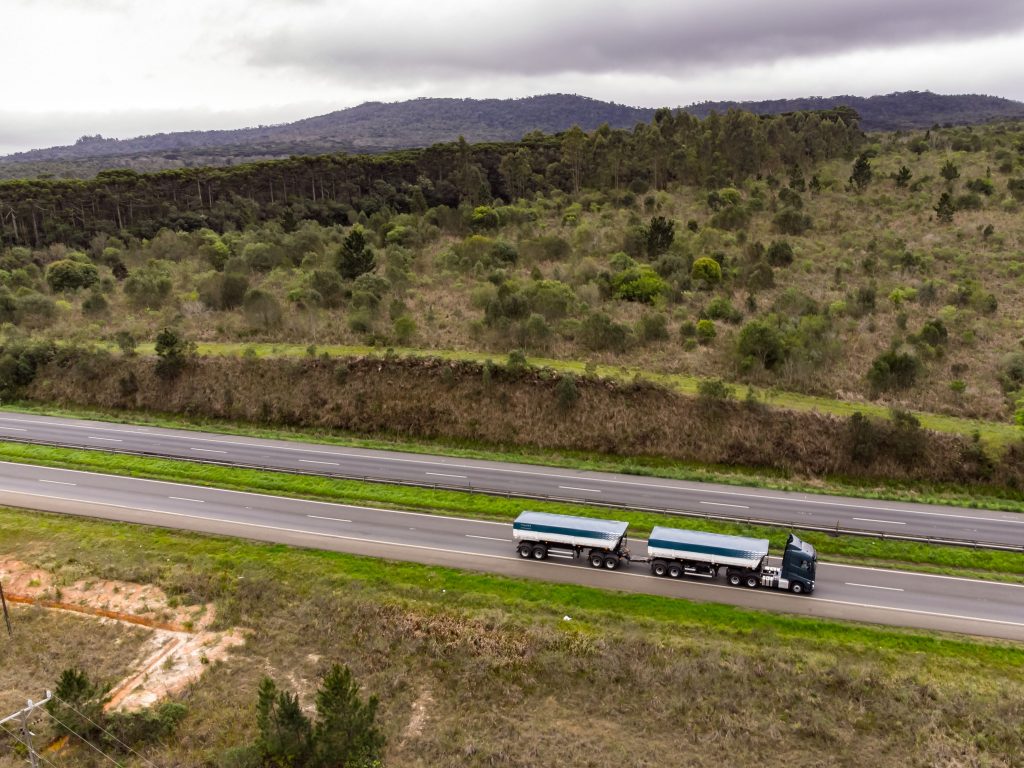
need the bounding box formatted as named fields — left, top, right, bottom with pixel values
left=0, top=107, right=863, bottom=248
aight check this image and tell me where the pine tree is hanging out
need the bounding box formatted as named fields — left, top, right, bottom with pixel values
left=257, top=677, right=313, bottom=766
left=312, top=664, right=385, bottom=768
left=849, top=152, right=872, bottom=192
left=934, top=192, right=956, bottom=224
left=894, top=165, right=912, bottom=188
left=334, top=228, right=376, bottom=281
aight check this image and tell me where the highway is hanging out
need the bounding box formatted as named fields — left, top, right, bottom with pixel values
left=0, top=460, right=1021, bottom=641
left=0, top=411, right=1022, bottom=549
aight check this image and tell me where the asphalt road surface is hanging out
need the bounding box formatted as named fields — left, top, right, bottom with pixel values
left=0, top=411, right=1022, bottom=549
left=0, top=461, right=1021, bottom=641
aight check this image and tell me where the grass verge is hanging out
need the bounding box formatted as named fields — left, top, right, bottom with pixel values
left=0, top=506, right=1021, bottom=766
left=1, top=439, right=1021, bottom=582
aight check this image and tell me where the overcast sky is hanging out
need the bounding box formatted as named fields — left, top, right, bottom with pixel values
left=3, top=0, right=1024, bottom=155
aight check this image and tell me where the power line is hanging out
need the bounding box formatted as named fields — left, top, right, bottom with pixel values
left=0, top=694, right=58, bottom=768
left=51, top=695, right=162, bottom=768
left=37, top=709, right=124, bottom=768
left=0, top=722, right=61, bottom=768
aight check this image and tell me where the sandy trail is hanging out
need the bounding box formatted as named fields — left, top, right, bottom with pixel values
left=0, top=559, right=244, bottom=712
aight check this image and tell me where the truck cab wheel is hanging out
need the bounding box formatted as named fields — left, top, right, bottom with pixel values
left=532, top=545, right=548, bottom=560
left=728, top=573, right=742, bottom=586
left=745, top=575, right=759, bottom=588
left=518, top=544, right=533, bottom=559
left=589, top=552, right=604, bottom=568
left=790, top=582, right=805, bottom=594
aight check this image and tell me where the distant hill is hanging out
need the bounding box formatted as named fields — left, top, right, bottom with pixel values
left=683, top=91, right=1024, bottom=131
left=2, top=91, right=1023, bottom=179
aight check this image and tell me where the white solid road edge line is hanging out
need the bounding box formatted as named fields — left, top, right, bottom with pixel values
left=844, top=582, right=904, bottom=592
left=1, top=486, right=1022, bottom=631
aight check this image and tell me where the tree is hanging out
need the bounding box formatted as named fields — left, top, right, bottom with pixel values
left=737, top=319, right=786, bottom=369
left=243, top=289, right=283, bottom=331
left=257, top=678, right=313, bottom=766
left=46, top=259, right=99, bottom=292
left=312, top=664, right=385, bottom=768
left=893, top=165, right=912, bottom=188
left=124, top=259, right=173, bottom=309
left=690, top=257, right=722, bottom=287
left=154, top=327, right=195, bottom=380
left=849, top=152, right=872, bottom=192
left=47, top=668, right=107, bottom=742
left=934, top=192, right=956, bottom=223
left=643, top=216, right=675, bottom=258
left=335, top=228, right=376, bottom=280
left=940, top=159, right=960, bottom=184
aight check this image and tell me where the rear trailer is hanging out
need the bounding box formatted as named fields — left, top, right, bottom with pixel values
left=513, top=511, right=631, bottom=569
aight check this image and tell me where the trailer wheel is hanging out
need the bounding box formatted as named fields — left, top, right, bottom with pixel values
left=518, top=544, right=533, bottom=559
left=728, top=573, right=742, bottom=586
left=589, top=552, right=604, bottom=568
left=603, top=555, right=619, bottom=570
left=668, top=564, right=683, bottom=579
left=532, top=545, right=548, bottom=560
left=652, top=560, right=667, bottom=577
left=790, top=583, right=805, bottom=595
left=745, top=575, right=759, bottom=588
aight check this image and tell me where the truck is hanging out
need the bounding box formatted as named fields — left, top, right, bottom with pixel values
left=647, top=526, right=817, bottom=594
left=512, top=511, right=631, bottom=569
left=512, top=511, right=817, bottom=594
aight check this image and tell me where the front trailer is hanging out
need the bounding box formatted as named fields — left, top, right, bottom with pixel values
left=512, top=511, right=631, bottom=570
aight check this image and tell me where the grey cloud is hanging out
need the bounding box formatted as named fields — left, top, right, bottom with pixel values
left=245, top=0, right=1024, bottom=81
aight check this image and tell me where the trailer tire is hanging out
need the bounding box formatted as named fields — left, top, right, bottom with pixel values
left=668, top=564, right=683, bottom=579
left=589, top=552, right=605, bottom=568
left=518, top=544, right=533, bottom=559
left=652, top=560, right=668, bottom=577
left=790, top=583, right=805, bottom=595
left=532, top=545, right=548, bottom=560
left=728, top=573, right=742, bottom=586
left=603, top=555, right=619, bottom=570
left=745, top=575, right=759, bottom=588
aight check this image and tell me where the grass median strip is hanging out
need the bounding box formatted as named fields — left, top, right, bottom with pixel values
left=1, top=439, right=1021, bottom=582
left=6, top=401, right=1024, bottom=515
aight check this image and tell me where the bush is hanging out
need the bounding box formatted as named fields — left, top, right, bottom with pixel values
left=611, top=265, right=668, bottom=303
left=915, top=318, right=948, bottom=347
left=772, top=208, right=812, bottom=235
left=82, top=290, right=108, bottom=314
left=392, top=315, right=417, bottom=344
left=737, top=320, right=786, bottom=369
left=124, top=260, right=173, bottom=309
left=243, top=289, right=283, bottom=330
left=703, top=297, right=742, bottom=324
left=636, top=312, right=669, bottom=343
left=867, top=349, right=921, bottom=393
left=766, top=240, right=794, bottom=267
left=695, top=319, right=716, bottom=345
left=525, top=279, right=576, bottom=319
left=309, top=269, right=345, bottom=308
left=555, top=373, right=580, bottom=411
left=46, top=259, right=99, bottom=292
left=697, top=378, right=735, bottom=402
left=199, top=272, right=249, bottom=311
left=578, top=312, right=631, bottom=351
left=690, top=257, right=722, bottom=287
left=154, top=327, right=195, bottom=380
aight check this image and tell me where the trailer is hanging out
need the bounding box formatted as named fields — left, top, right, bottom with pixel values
left=513, top=511, right=631, bottom=569
left=647, top=527, right=816, bottom=594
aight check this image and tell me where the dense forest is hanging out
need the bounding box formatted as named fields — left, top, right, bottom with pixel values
left=2, top=91, right=1018, bottom=180
left=2, top=107, right=1024, bottom=429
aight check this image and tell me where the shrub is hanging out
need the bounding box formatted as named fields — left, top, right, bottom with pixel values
left=611, top=265, right=668, bottom=303
left=737, top=320, right=786, bottom=369
left=82, top=291, right=108, bottom=314
left=243, top=290, right=283, bottom=330
left=199, top=272, right=249, bottom=311
left=392, top=315, right=417, bottom=345
left=124, top=260, right=173, bottom=309
left=772, top=208, right=812, bottom=235
left=309, top=269, right=345, bottom=308
left=46, top=259, right=99, bottom=292
left=695, top=319, right=716, bottom=345
left=636, top=312, right=669, bottom=343
left=697, top=378, right=735, bottom=402
left=867, top=348, right=921, bottom=393
left=916, top=318, right=949, bottom=347
left=766, top=240, right=794, bottom=267
left=555, top=373, right=580, bottom=411
left=578, top=312, right=631, bottom=351
left=525, top=279, right=576, bottom=319
left=703, top=297, right=742, bottom=324
left=690, top=257, right=722, bottom=287
left=154, top=327, right=195, bottom=380
left=745, top=261, right=774, bottom=290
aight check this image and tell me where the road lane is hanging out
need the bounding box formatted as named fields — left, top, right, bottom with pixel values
left=0, top=460, right=1021, bottom=641
left=0, top=412, right=1021, bottom=549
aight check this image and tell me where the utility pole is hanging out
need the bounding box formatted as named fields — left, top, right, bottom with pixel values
left=0, top=692, right=52, bottom=768
left=0, top=579, right=12, bottom=637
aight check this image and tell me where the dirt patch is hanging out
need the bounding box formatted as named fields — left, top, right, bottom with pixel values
left=401, top=688, right=434, bottom=745
left=0, top=559, right=245, bottom=712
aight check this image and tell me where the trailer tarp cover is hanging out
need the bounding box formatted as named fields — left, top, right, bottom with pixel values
left=647, top=527, right=769, bottom=570
left=513, top=511, right=628, bottom=542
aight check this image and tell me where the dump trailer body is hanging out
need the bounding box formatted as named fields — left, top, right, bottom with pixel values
left=647, top=527, right=769, bottom=570
left=513, top=511, right=628, bottom=552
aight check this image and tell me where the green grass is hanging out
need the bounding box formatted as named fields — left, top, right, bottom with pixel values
left=7, top=398, right=1024, bottom=515
left=2, top=439, right=1021, bottom=582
